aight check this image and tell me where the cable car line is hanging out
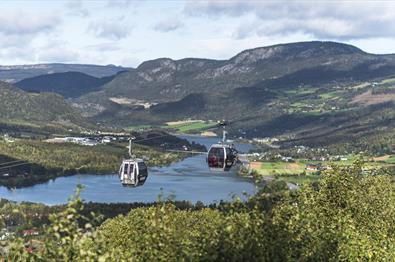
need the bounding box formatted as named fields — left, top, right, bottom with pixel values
left=166, top=150, right=208, bottom=154
left=0, top=159, right=27, bottom=166
left=130, top=134, right=172, bottom=144
left=1, top=121, right=244, bottom=188
left=164, top=121, right=244, bottom=172
left=0, top=162, right=30, bottom=171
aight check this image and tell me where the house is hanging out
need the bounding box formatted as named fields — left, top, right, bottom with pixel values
left=4, top=134, right=15, bottom=143
left=22, top=229, right=39, bottom=237
left=281, top=156, right=293, bottom=162
left=0, top=230, right=11, bottom=240
left=101, top=136, right=111, bottom=143
left=306, top=164, right=319, bottom=171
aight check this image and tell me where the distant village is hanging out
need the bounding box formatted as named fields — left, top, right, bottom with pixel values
left=45, top=136, right=115, bottom=146
left=250, top=136, right=351, bottom=172
left=0, top=132, right=131, bottom=147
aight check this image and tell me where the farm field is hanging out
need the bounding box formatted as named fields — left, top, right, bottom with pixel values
left=250, top=154, right=395, bottom=184
left=125, top=125, right=154, bottom=131
left=250, top=161, right=306, bottom=176
left=125, top=120, right=217, bottom=134
left=164, top=120, right=217, bottom=133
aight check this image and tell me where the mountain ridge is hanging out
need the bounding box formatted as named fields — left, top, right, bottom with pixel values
left=0, top=63, right=129, bottom=83
left=76, top=41, right=395, bottom=109
left=15, top=71, right=125, bottom=98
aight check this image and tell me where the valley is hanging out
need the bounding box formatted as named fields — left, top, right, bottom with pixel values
left=1, top=41, right=395, bottom=260
left=1, top=41, right=394, bottom=191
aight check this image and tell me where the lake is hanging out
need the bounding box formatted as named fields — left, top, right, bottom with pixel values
left=0, top=136, right=256, bottom=205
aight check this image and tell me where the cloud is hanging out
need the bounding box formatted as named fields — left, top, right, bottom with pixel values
left=0, top=11, right=60, bottom=36
left=88, top=19, right=131, bottom=40
left=106, top=0, right=132, bottom=8
left=65, top=0, right=90, bottom=17
left=0, top=45, right=37, bottom=64
left=184, top=1, right=252, bottom=18
left=84, top=42, right=122, bottom=52
left=0, top=34, right=32, bottom=48
left=153, top=18, right=183, bottom=32
left=38, top=48, right=80, bottom=63
left=185, top=1, right=395, bottom=40
left=0, top=10, right=61, bottom=63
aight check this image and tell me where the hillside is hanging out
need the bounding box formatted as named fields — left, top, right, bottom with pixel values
left=0, top=81, right=92, bottom=132
left=71, top=41, right=395, bottom=152
left=15, top=71, right=124, bottom=98
left=0, top=63, right=129, bottom=83
left=78, top=41, right=395, bottom=105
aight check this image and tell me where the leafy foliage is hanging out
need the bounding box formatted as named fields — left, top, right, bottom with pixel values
left=3, top=163, right=395, bottom=261
left=271, top=163, right=395, bottom=261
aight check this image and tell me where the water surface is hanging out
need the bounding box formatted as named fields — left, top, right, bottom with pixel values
left=0, top=136, right=256, bottom=205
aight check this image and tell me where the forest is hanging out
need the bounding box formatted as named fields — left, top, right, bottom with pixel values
left=0, top=138, right=183, bottom=188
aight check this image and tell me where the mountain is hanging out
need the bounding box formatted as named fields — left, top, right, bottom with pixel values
left=0, top=63, right=129, bottom=83
left=78, top=41, right=395, bottom=105
left=0, top=81, right=92, bottom=132
left=75, top=41, right=394, bottom=107
left=70, top=41, right=395, bottom=152
left=15, top=71, right=125, bottom=98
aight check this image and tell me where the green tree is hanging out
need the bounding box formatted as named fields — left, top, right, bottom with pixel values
left=272, top=162, right=395, bottom=261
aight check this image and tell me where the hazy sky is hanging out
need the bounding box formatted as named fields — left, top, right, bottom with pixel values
left=1, top=0, right=395, bottom=67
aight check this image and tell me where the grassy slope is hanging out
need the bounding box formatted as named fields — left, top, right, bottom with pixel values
left=0, top=81, right=95, bottom=132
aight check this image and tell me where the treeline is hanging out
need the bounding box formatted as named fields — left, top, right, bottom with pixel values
left=327, top=130, right=395, bottom=155
left=4, top=162, right=395, bottom=260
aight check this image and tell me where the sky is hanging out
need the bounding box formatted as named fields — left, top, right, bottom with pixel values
left=1, top=0, right=395, bottom=67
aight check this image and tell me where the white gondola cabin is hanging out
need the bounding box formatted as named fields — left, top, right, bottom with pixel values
left=118, top=137, right=148, bottom=186
left=119, top=158, right=148, bottom=186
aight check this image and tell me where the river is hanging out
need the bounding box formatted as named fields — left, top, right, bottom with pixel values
left=0, top=135, right=256, bottom=205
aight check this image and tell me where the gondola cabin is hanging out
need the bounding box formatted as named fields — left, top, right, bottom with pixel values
left=119, top=159, right=148, bottom=186
left=207, top=144, right=238, bottom=171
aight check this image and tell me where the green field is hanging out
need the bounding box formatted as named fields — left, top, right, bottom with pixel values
left=386, top=156, right=395, bottom=164
left=276, top=174, right=320, bottom=184
left=319, top=91, right=338, bottom=99
left=250, top=161, right=320, bottom=185
left=125, top=125, right=155, bottom=131
left=125, top=120, right=217, bottom=134
left=165, top=121, right=217, bottom=133
left=251, top=155, right=394, bottom=184
left=381, top=77, right=395, bottom=85
left=285, top=87, right=316, bottom=95
left=251, top=161, right=306, bottom=176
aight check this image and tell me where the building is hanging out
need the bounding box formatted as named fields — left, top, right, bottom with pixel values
left=22, top=229, right=39, bottom=237
left=306, top=164, right=319, bottom=171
